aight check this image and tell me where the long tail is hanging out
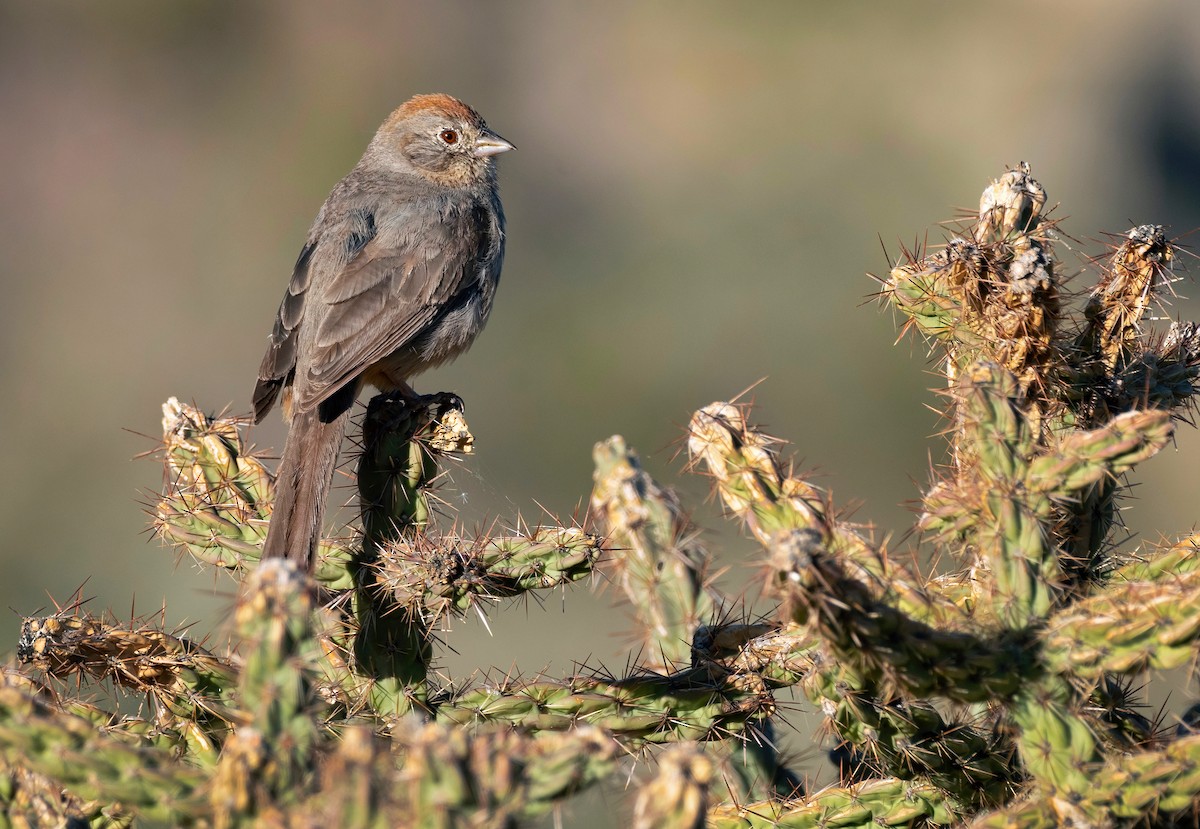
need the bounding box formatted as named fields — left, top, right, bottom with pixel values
left=261, top=408, right=350, bottom=568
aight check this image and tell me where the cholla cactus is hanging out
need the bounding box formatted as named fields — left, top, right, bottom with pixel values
left=2, top=163, right=1199, bottom=828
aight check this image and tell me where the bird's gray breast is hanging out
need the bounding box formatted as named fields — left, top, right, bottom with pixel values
left=410, top=193, right=505, bottom=367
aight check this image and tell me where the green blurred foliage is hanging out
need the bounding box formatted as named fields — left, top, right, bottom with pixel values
left=1, top=3, right=1199, bottom=824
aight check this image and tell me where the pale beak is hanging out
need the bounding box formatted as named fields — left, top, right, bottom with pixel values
left=474, top=129, right=516, bottom=157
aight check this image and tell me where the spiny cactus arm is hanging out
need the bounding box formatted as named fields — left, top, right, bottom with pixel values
left=971, top=731, right=1200, bottom=826
left=1041, top=566, right=1200, bottom=677
left=357, top=392, right=475, bottom=546
left=17, top=612, right=238, bottom=719
left=943, top=365, right=1172, bottom=626
left=376, top=526, right=603, bottom=618
left=770, top=529, right=1028, bottom=702
left=686, top=402, right=961, bottom=627
left=687, top=623, right=805, bottom=800
left=691, top=622, right=816, bottom=690
left=803, top=662, right=1013, bottom=810
left=294, top=726, right=395, bottom=829
left=157, top=494, right=353, bottom=588
left=688, top=620, right=993, bottom=805
left=592, top=436, right=718, bottom=670
left=211, top=559, right=321, bottom=824
left=1024, top=409, right=1173, bottom=496
left=1115, top=319, right=1200, bottom=413
left=0, top=686, right=207, bottom=825
left=478, top=527, right=603, bottom=592
left=392, top=720, right=618, bottom=826
left=1111, top=533, right=1200, bottom=581
left=1096, top=730, right=1200, bottom=819
left=706, top=778, right=956, bottom=829
left=632, top=745, right=711, bottom=829
left=343, top=598, right=432, bottom=720
left=0, top=761, right=137, bottom=829
left=155, top=397, right=354, bottom=588
left=1076, top=224, right=1176, bottom=374
left=1008, top=680, right=1101, bottom=797
left=161, top=398, right=271, bottom=516
left=964, top=795, right=1075, bottom=829
left=510, top=726, right=619, bottom=817
left=356, top=394, right=450, bottom=542
left=691, top=618, right=1006, bottom=808
left=592, top=437, right=797, bottom=802
left=1, top=667, right=214, bottom=766
left=435, top=670, right=775, bottom=746
left=945, top=362, right=1058, bottom=627
left=350, top=393, right=473, bottom=719
left=886, top=164, right=1056, bottom=379
left=885, top=248, right=984, bottom=346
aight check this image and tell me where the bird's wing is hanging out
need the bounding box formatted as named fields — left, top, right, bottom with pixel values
left=253, top=239, right=317, bottom=422
left=291, top=205, right=487, bottom=413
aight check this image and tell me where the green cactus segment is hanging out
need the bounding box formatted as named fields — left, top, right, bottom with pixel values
left=377, top=526, right=602, bottom=618
left=770, top=528, right=1026, bottom=702
left=686, top=623, right=805, bottom=800
left=1024, top=410, right=1171, bottom=495
left=0, top=761, right=135, bottom=829
left=957, top=358, right=1036, bottom=483
left=632, top=746, right=712, bottom=829
left=1097, top=730, right=1200, bottom=818
left=1001, top=387, right=1170, bottom=620
left=931, top=361, right=1173, bottom=627
left=437, top=670, right=774, bottom=746
left=686, top=402, right=960, bottom=628
left=950, top=362, right=1054, bottom=626
left=592, top=435, right=717, bottom=670
left=1042, top=566, right=1200, bottom=677
left=1111, top=534, right=1200, bottom=582
left=1009, top=681, right=1100, bottom=795
left=884, top=252, right=978, bottom=346
left=973, top=732, right=1200, bottom=826
left=1032, top=406, right=1172, bottom=592
left=300, top=725, right=394, bottom=829
left=155, top=398, right=271, bottom=560
left=591, top=438, right=802, bottom=803
left=707, top=778, right=955, bottom=829
left=803, top=663, right=1012, bottom=809
left=391, top=720, right=617, bottom=826
left=212, top=559, right=320, bottom=823
left=0, top=686, right=205, bottom=824
left=357, top=392, right=474, bottom=543
left=351, top=393, right=474, bottom=719
left=155, top=397, right=354, bottom=589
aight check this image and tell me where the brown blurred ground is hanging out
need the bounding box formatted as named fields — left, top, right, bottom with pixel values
left=2, top=2, right=1199, bottom=823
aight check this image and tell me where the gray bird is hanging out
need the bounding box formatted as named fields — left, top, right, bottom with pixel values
left=253, top=94, right=514, bottom=568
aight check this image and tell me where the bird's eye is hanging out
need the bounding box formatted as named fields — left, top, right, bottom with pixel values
left=439, top=129, right=460, bottom=145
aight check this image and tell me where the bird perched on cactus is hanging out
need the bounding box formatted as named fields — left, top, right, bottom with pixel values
left=253, top=93, right=514, bottom=568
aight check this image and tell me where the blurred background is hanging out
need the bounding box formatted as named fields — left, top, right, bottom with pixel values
left=2, top=1, right=1200, bottom=822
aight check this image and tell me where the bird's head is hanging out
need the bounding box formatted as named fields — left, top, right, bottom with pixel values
left=369, top=93, right=514, bottom=188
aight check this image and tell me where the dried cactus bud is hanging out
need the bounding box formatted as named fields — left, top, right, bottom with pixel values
left=975, top=161, right=1046, bottom=242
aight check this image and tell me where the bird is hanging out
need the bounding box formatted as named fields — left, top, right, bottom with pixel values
left=252, top=94, right=514, bottom=569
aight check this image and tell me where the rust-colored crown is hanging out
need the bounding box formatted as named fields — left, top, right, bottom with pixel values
left=389, top=93, right=483, bottom=127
